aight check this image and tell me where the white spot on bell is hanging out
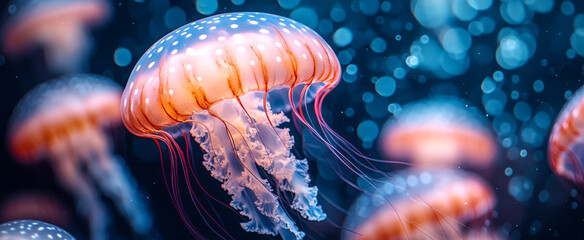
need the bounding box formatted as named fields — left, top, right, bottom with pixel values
left=148, top=61, right=155, bottom=68
left=259, top=29, right=269, bottom=34
left=276, top=56, right=282, bottom=62
left=199, top=34, right=207, bottom=40
left=250, top=60, right=255, bottom=66
left=169, top=89, right=174, bottom=95
left=231, top=24, right=238, bottom=28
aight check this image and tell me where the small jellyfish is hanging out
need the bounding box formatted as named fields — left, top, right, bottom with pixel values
left=549, top=85, right=584, bottom=193
left=0, top=219, right=76, bottom=240
left=121, top=12, right=341, bottom=239
left=8, top=75, right=152, bottom=240
left=1, top=0, right=111, bottom=73
left=342, top=168, right=496, bottom=240
left=380, top=97, right=497, bottom=171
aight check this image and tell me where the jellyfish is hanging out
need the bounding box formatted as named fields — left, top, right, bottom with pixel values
left=549, top=85, right=584, bottom=193
left=1, top=0, right=111, bottom=74
left=121, top=12, right=345, bottom=239
left=8, top=75, right=152, bottom=240
left=342, top=168, right=496, bottom=240
left=0, top=219, right=76, bottom=240
left=380, top=97, right=497, bottom=171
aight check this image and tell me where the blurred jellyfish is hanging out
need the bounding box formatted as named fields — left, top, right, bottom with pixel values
left=380, top=97, right=497, bottom=171
left=549, top=85, right=584, bottom=194
left=0, top=191, right=71, bottom=228
left=1, top=0, right=111, bottom=73
left=0, top=219, right=76, bottom=240
left=8, top=75, right=152, bottom=240
left=121, top=12, right=341, bottom=240
left=342, top=168, right=496, bottom=240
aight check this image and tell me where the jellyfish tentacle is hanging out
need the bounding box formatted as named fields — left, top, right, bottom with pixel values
left=188, top=92, right=328, bottom=240
left=236, top=94, right=326, bottom=221
left=49, top=134, right=109, bottom=240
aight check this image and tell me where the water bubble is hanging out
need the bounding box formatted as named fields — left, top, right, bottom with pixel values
left=375, top=76, right=396, bottom=97
left=164, top=7, right=186, bottom=30
left=114, top=47, right=132, bottom=67
left=441, top=27, right=472, bottom=55
left=513, top=101, right=532, bottom=122
left=508, top=176, right=534, bottom=202
left=468, top=0, right=493, bottom=10
left=532, top=80, right=544, bottom=93
left=370, top=38, right=387, bottom=53
left=412, top=0, right=450, bottom=28
left=357, top=120, right=379, bottom=142
left=290, top=7, right=319, bottom=29
left=561, top=1, right=575, bottom=16
left=452, top=0, right=478, bottom=21
left=196, top=0, right=218, bottom=15
left=359, top=0, right=380, bottom=16
left=333, top=27, right=353, bottom=47
left=278, top=0, right=300, bottom=9
left=481, top=77, right=496, bottom=94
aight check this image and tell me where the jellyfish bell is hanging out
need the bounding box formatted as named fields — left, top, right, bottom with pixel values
left=1, top=0, right=111, bottom=73
left=0, top=219, right=76, bottom=240
left=549, top=85, right=584, bottom=194
left=122, top=12, right=341, bottom=239
left=8, top=74, right=153, bottom=240
left=380, top=97, right=497, bottom=171
left=342, top=168, right=496, bottom=240
left=8, top=75, right=121, bottom=163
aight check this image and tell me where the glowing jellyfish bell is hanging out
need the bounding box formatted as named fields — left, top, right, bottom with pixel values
left=1, top=0, right=111, bottom=73
left=342, top=168, right=496, bottom=240
left=122, top=12, right=341, bottom=239
left=8, top=75, right=152, bottom=240
left=549, top=85, right=584, bottom=193
left=0, top=219, right=76, bottom=240
left=380, top=97, right=497, bottom=170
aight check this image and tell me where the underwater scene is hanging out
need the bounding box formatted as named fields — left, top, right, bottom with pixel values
left=0, top=0, right=584, bottom=239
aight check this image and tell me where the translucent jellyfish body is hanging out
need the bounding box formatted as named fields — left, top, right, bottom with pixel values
left=1, top=0, right=111, bottom=73
left=8, top=75, right=152, bottom=240
left=122, top=12, right=341, bottom=239
left=549, top=86, right=584, bottom=193
left=380, top=98, right=496, bottom=170
left=342, top=168, right=496, bottom=240
left=0, top=219, right=76, bottom=240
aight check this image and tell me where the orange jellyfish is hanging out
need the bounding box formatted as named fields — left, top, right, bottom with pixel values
left=549, top=86, right=584, bottom=193
left=342, top=168, right=496, bottom=240
left=1, top=0, right=111, bottom=73
left=8, top=75, right=152, bottom=240
left=380, top=97, right=497, bottom=171
left=121, top=12, right=342, bottom=239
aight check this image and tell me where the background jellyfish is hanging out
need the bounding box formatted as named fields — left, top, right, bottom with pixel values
left=549, top=85, right=584, bottom=194
left=1, top=0, right=111, bottom=74
left=0, top=219, right=76, bottom=240
left=121, top=12, right=341, bottom=240
left=342, top=168, right=497, bottom=240
left=7, top=75, right=152, bottom=240
left=379, top=97, right=497, bottom=172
